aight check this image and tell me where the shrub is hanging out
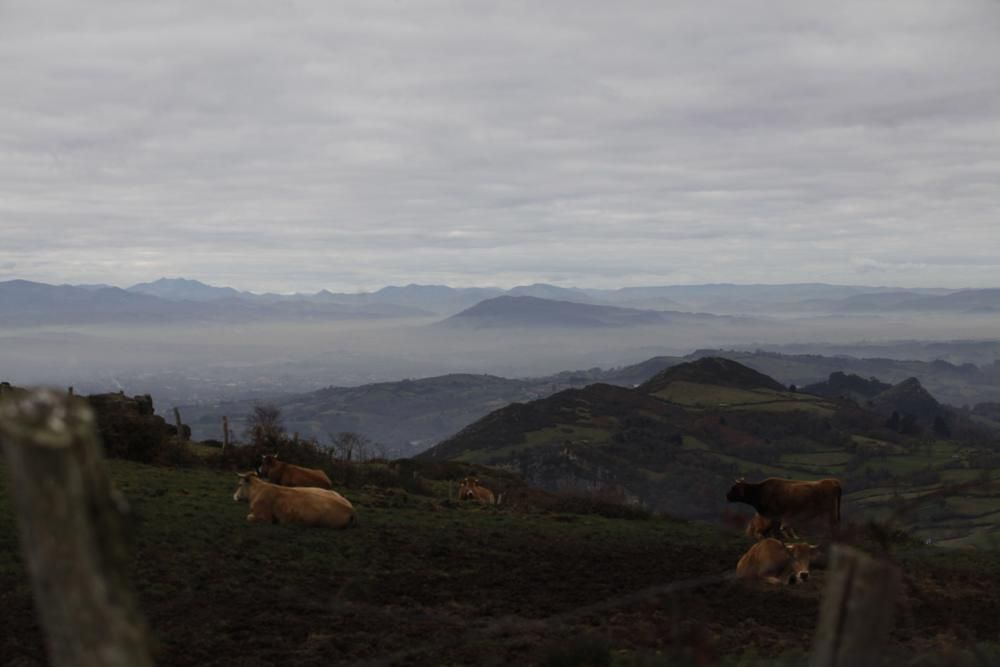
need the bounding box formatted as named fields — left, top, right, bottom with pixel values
left=86, top=393, right=170, bottom=463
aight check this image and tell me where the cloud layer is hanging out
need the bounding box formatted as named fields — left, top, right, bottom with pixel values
left=3, top=1, right=999, bottom=291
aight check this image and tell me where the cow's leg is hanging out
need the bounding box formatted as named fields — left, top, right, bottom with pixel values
left=248, top=502, right=273, bottom=524
left=763, top=575, right=784, bottom=585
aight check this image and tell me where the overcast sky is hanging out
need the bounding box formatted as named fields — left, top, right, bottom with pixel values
left=2, top=1, right=999, bottom=292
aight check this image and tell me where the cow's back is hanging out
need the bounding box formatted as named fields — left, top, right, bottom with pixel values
left=759, top=478, right=837, bottom=513
left=279, top=464, right=333, bottom=490
left=736, top=538, right=790, bottom=579
left=269, top=486, right=355, bottom=528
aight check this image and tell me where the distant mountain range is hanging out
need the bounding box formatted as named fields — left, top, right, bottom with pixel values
left=1, top=277, right=998, bottom=327
left=112, top=279, right=1000, bottom=315
left=439, top=296, right=733, bottom=329
left=0, top=279, right=429, bottom=326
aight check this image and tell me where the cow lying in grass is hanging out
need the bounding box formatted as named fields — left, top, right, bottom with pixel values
left=458, top=477, right=496, bottom=504
left=745, top=513, right=780, bottom=540
left=736, top=538, right=819, bottom=585
left=233, top=472, right=356, bottom=528
left=259, top=454, right=333, bottom=490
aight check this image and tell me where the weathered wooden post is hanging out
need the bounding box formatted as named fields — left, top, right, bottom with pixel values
left=0, top=389, right=153, bottom=667
left=173, top=406, right=184, bottom=441
left=810, top=545, right=901, bottom=667
left=222, top=415, right=230, bottom=452
left=67, top=386, right=74, bottom=396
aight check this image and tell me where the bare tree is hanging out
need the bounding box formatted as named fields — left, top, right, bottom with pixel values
left=245, top=403, right=285, bottom=449
left=331, top=431, right=374, bottom=462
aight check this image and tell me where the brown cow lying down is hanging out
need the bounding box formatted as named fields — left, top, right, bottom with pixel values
left=259, top=454, right=332, bottom=490
left=736, top=538, right=819, bottom=585
left=458, top=477, right=496, bottom=504
left=745, top=513, right=779, bottom=540
left=727, top=477, right=841, bottom=539
left=233, top=472, right=356, bottom=528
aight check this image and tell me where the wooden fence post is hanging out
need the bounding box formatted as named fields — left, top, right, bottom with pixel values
left=0, top=389, right=153, bottom=667
left=222, top=415, right=230, bottom=452
left=810, top=545, right=901, bottom=667
left=173, top=407, right=184, bottom=441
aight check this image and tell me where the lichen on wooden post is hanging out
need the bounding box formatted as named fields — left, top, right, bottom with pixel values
left=0, top=389, right=153, bottom=667
left=810, top=545, right=901, bottom=667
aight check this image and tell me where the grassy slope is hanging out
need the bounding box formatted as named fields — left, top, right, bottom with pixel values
left=4, top=459, right=1000, bottom=665
left=432, top=376, right=1000, bottom=546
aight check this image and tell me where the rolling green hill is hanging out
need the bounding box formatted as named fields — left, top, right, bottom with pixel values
left=422, top=358, right=1000, bottom=546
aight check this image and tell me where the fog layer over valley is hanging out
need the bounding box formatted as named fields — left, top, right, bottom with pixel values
left=3, top=307, right=999, bottom=405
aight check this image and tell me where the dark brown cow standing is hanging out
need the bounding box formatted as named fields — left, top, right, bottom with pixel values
left=259, top=454, right=333, bottom=490
left=727, top=477, right=841, bottom=539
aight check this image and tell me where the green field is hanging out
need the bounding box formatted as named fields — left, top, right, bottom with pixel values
left=652, top=381, right=834, bottom=415
left=4, top=455, right=1000, bottom=665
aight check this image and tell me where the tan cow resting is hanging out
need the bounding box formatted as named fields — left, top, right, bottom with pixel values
left=745, top=513, right=778, bottom=540
left=233, top=472, right=356, bottom=528
left=736, top=538, right=819, bottom=585
left=458, top=477, right=496, bottom=505
left=259, top=454, right=332, bottom=490
left=727, top=477, right=841, bottom=539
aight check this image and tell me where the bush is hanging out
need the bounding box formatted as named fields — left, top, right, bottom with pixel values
left=217, top=436, right=333, bottom=472
left=86, top=393, right=171, bottom=463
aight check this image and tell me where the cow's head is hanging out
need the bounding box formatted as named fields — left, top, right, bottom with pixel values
left=458, top=477, right=479, bottom=500
left=259, top=453, right=279, bottom=477
left=233, top=472, right=257, bottom=502
left=784, top=543, right=820, bottom=584
left=726, top=478, right=748, bottom=503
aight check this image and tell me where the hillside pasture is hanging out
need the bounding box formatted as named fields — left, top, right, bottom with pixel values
left=3, top=458, right=1000, bottom=665
left=651, top=381, right=833, bottom=413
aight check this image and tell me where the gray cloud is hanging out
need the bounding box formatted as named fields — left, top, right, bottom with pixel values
left=2, top=0, right=999, bottom=292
